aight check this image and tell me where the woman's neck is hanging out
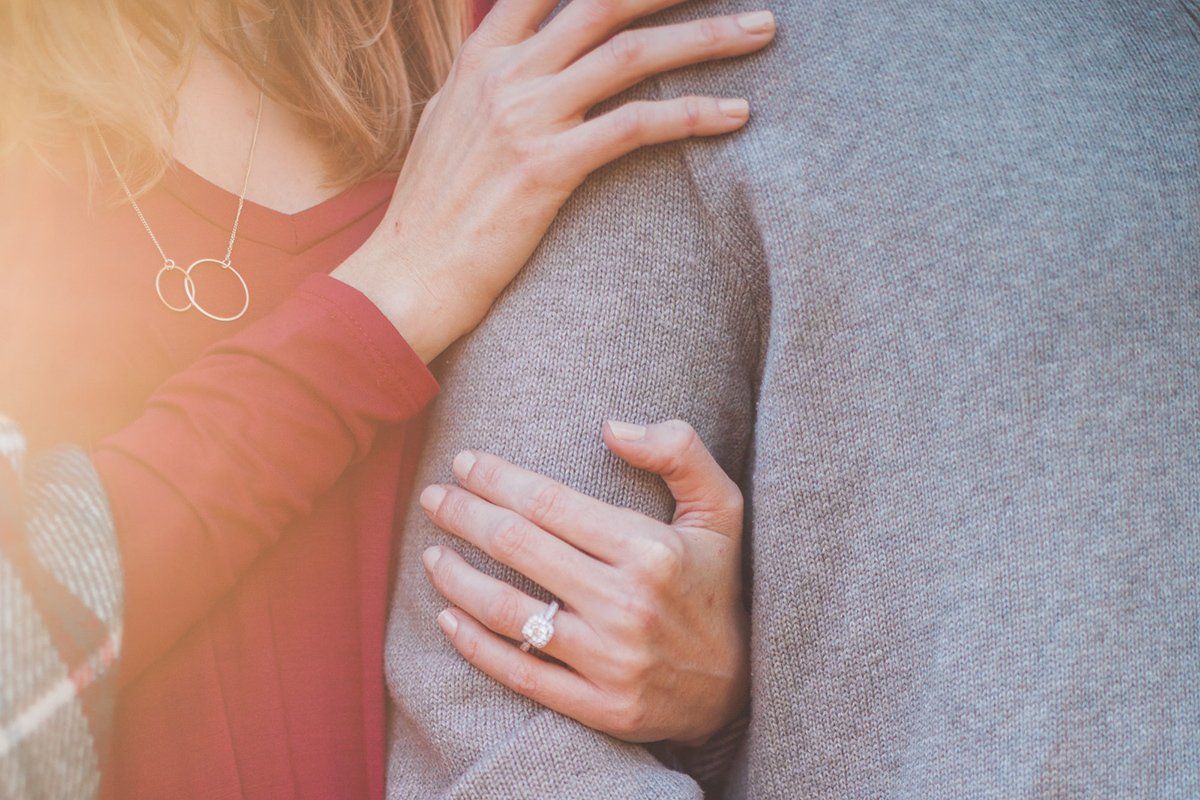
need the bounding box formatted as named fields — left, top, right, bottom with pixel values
left=172, top=43, right=345, bottom=215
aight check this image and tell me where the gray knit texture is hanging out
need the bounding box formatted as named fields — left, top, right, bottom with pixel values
left=386, top=1, right=1200, bottom=797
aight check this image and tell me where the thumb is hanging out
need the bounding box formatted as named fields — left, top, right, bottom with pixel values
left=603, top=419, right=743, bottom=537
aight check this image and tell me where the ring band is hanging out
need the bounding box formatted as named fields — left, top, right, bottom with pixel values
left=519, top=600, right=560, bottom=653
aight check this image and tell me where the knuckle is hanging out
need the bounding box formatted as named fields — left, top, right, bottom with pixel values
left=611, top=646, right=656, bottom=685
left=478, top=65, right=503, bottom=98
left=583, top=0, right=624, bottom=25
left=458, top=628, right=481, bottom=663
left=638, top=532, right=684, bottom=586
left=681, top=96, right=703, bottom=132
left=486, top=96, right=520, bottom=137
left=605, top=31, right=642, bottom=68
left=487, top=590, right=524, bottom=633
left=509, top=662, right=539, bottom=695
left=431, top=551, right=458, bottom=588
left=525, top=483, right=566, bottom=528
left=616, top=103, right=647, bottom=142
left=470, top=457, right=501, bottom=493
left=619, top=589, right=661, bottom=636
left=480, top=72, right=529, bottom=136
left=663, top=418, right=699, bottom=447
left=491, top=516, right=530, bottom=561
left=607, top=696, right=648, bottom=738
left=511, top=134, right=542, bottom=164
left=660, top=419, right=700, bottom=473
left=456, top=36, right=497, bottom=77
left=455, top=38, right=484, bottom=72
left=664, top=417, right=695, bottom=432
left=489, top=89, right=542, bottom=146
left=489, top=56, right=523, bottom=87
left=695, top=17, right=722, bottom=47
left=435, top=491, right=464, bottom=528
left=421, top=90, right=442, bottom=118
left=510, top=158, right=547, bottom=193
left=720, top=482, right=745, bottom=516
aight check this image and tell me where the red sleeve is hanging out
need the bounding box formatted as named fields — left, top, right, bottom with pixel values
left=472, top=0, right=493, bottom=27
left=93, top=273, right=439, bottom=682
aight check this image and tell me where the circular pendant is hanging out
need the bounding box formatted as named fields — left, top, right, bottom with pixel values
left=155, top=260, right=194, bottom=313
left=183, top=258, right=251, bottom=322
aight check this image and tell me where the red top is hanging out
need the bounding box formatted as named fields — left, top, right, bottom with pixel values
left=0, top=155, right=437, bottom=799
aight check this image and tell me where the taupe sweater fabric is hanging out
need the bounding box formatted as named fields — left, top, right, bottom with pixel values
left=385, top=1, right=1200, bottom=797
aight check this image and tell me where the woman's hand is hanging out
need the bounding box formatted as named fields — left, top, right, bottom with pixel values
left=333, top=0, right=776, bottom=362
left=417, top=420, right=748, bottom=744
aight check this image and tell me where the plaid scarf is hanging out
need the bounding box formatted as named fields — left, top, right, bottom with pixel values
left=0, top=419, right=122, bottom=799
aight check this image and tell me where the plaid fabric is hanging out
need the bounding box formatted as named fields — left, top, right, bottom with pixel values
left=0, top=418, right=122, bottom=800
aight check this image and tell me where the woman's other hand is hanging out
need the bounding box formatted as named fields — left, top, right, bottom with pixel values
left=334, top=1, right=776, bottom=361
left=418, top=420, right=748, bottom=745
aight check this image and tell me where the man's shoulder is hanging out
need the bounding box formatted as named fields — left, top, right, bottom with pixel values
left=646, top=0, right=1200, bottom=232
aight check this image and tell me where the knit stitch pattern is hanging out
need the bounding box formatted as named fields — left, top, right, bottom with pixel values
left=386, top=1, right=1200, bottom=797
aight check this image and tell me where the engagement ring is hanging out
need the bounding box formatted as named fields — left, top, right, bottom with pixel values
left=520, top=600, right=560, bottom=652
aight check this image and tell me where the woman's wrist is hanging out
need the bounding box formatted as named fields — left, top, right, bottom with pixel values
left=326, top=1, right=772, bottom=370
left=332, top=246, right=465, bottom=364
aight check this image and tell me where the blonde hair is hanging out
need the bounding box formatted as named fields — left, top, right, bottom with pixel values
left=0, top=0, right=467, bottom=194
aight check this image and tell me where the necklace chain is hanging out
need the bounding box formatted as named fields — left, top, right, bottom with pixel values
left=222, top=87, right=265, bottom=264
left=97, top=87, right=265, bottom=321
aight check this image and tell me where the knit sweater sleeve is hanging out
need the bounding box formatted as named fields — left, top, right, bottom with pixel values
left=383, top=130, right=765, bottom=797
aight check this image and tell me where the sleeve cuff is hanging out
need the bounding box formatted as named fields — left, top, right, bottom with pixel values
left=230, top=272, right=440, bottom=423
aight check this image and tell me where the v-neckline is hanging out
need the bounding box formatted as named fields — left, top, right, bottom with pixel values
left=159, top=161, right=397, bottom=255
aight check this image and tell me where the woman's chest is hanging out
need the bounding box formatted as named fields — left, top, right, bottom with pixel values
left=1, top=185, right=319, bottom=448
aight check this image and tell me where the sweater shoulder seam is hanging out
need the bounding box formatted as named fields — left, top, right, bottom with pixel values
left=649, top=73, right=771, bottom=383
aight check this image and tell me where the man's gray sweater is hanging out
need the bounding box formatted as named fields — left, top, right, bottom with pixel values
left=385, top=1, right=1200, bottom=797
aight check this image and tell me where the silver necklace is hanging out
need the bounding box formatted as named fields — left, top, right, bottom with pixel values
left=98, top=87, right=265, bottom=322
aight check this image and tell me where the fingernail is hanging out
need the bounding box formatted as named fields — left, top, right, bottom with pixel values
left=452, top=450, right=477, bottom=482
left=437, top=609, right=459, bottom=637
left=607, top=420, right=647, bottom=441
left=737, top=10, right=775, bottom=34
left=718, top=98, right=750, bottom=120
left=420, top=484, right=447, bottom=513
left=422, top=546, right=442, bottom=571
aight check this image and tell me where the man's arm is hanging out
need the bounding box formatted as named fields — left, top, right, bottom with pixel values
left=384, top=112, right=764, bottom=798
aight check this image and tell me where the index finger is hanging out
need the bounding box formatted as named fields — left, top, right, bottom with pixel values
left=450, top=450, right=656, bottom=563
left=524, top=0, right=688, bottom=71
left=475, top=0, right=562, bottom=45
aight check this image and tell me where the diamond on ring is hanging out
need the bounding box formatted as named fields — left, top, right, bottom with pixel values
left=520, top=601, right=560, bottom=652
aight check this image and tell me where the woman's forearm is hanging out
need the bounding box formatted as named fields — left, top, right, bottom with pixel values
left=92, top=274, right=438, bottom=682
